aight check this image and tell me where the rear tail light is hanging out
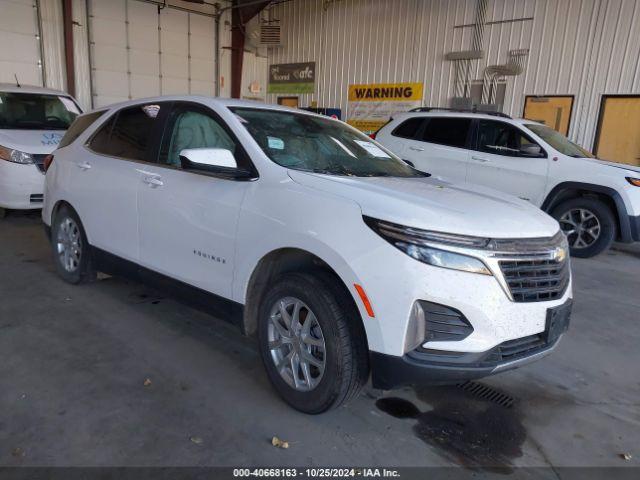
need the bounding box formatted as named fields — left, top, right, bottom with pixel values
left=369, top=132, right=377, bottom=140
left=43, top=154, right=54, bottom=173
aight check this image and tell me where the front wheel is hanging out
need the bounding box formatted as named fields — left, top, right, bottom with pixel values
left=551, top=197, right=616, bottom=258
left=257, top=272, right=368, bottom=413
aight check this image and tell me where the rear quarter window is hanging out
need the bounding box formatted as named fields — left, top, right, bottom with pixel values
left=58, top=110, right=106, bottom=148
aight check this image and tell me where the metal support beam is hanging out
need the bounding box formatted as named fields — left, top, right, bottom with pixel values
left=62, top=0, right=75, bottom=96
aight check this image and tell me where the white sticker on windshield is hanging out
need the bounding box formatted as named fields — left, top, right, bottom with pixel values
left=59, top=96, right=80, bottom=114
left=354, top=140, right=391, bottom=158
left=268, top=136, right=284, bottom=150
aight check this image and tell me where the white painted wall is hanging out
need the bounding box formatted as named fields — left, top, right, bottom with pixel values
left=266, top=0, right=640, bottom=150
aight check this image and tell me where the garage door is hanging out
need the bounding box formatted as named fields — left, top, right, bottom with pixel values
left=0, top=0, right=43, bottom=86
left=88, top=0, right=216, bottom=108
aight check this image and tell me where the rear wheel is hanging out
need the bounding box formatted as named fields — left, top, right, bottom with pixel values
left=0, top=208, right=6, bottom=219
left=257, top=272, right=368, bottom=413
left=51, top=206, right=95, bottom=284
left=551, top=197, right=616, bottom=258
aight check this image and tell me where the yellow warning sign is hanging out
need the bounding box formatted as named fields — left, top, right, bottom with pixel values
left=347, top=82, right=424, bottom=133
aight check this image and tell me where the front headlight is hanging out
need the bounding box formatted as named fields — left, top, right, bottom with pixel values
left=364, top=216, right=492, bottom=275
left=626, top=177, right=640, bottom=187
left=0, top=145, right=34, bottom=164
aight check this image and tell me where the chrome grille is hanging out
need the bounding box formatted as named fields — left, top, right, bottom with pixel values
left=499, top=257, right=569, bottom=303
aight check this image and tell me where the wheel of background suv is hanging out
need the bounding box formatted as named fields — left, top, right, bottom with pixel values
left=257, top=272, right=368, bottom=414
left=551, top=197, right=616, bottom=258
left=0, top=208, right=7, bottom=219
left=51, top=205, right=96, bottom=284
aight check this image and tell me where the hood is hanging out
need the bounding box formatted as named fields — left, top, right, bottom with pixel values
left=577, top=157, right=640, bottom=175
left=288, top=171, right=560, bottom=239
left=0, top=129, right=65, bottom=154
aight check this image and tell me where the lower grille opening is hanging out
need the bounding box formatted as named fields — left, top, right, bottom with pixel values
left=30, top=194, right=44, bottom=204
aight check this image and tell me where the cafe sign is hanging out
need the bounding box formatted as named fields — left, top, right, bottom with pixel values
left=268, top=62, right=316, bottom=94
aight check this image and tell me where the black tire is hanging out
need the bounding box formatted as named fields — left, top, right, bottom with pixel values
left=0, top=208, right=7, bottom=219
left=51, top=205, right=96, bottom=284
left=551, top=197, right=616, bottom=258
left=257, top=271, right=369, bottom=414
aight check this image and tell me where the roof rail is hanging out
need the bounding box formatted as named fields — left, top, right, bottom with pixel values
left=409, top=107, right=511, bottom=119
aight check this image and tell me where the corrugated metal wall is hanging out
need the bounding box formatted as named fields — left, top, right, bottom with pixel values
left=266, top=0, right=640, bottom=149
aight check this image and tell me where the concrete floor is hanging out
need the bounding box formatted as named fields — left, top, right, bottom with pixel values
left=0, top=211, right=638, bottom=472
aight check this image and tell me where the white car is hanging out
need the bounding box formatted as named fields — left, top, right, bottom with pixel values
left=0, top=83, right=81, bottom=217
left=375, top=108, right=640, bottom=258
left=43, top=97, right=572, bottom=413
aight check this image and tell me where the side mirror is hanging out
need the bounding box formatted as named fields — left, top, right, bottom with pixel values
left=179, top=148, right=254, bottom=179
left=520, top=144, right=544, bottom=157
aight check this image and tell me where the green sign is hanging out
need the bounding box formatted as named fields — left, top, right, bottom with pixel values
left=268, top=62, right=315, bottom=94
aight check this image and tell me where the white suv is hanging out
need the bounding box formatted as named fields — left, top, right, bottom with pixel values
left=0, top=83, right=81, bottom=217
left=375, top=109, right=640, bottom=258
left=43, top=97, right=572, bottom=413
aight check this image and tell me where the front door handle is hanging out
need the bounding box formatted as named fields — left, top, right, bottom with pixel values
left=409, top=146, right=425, bottom=152
left=471, top=155, right=490, bottom=163
left=76, top=161, right=92, bottom=170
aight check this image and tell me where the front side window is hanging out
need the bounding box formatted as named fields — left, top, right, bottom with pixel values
left=525, top=123, right=594, bottom=158
left=0, top=92, right=80, bottom=130
left=477, top=120, right=543, bottom=157
left=159, top=106, right=237, bottom=167
left=89, top=104, right=161, bottom=161
left=421, top=117, right=471, bottom=148
left=230, top=108, right=424, bottom=178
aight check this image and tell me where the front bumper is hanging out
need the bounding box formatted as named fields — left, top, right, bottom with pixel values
left=0, top=160, right=45, bottom=209
left=371, top=299, right=572, bottom=389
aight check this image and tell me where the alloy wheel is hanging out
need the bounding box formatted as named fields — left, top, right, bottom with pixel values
left=267, top=296, right=326, bottom=391
left=56, top=217, right=82, bottom=272
left=559, top=208, right=601, bottom=249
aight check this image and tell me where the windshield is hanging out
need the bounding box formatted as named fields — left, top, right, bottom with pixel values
left=525, top=123, right=594, bottom=158
left=0, top=92, right=80, bottom=130
left=230, top=107, right=424, bottom=177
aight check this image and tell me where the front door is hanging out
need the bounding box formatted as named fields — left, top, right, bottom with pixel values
left=595, top=95, right=640, bottom=167
left=467, top=119, right=549, bottom=206
left=137, top=102, right=252, bottom=298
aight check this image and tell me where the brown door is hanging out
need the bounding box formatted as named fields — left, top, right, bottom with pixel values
left=523, top=96, right=574, bottom=136
left=277, top=97, right=299, bottom=108
left=594, top=96, right=640, bottom=166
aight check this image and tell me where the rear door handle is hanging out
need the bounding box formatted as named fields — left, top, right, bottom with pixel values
left=136, top=169, right=164, bottom=187
left=76, top=161, right=92, bottom=170
left=409, top=146, right=425, bottom=152
left=143, top=176, right=163, bottom=187
left=471, top=155, right=490, bottom=163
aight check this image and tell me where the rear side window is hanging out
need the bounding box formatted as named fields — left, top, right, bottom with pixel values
left=58, top=111, right=105, bottom=148
left=422, top=117, right=471, bottom=148
left=89, top=104, right=161, bottom=161
left=391, top=118, right=425, bottom=139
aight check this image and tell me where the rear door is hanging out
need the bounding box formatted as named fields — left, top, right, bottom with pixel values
left=74, top=102, right=166, bottom=261
left=136, top=101, right=253, bottom=298
left=467, top=119, right=549, bottom=205
left=401, top=116, right=472, bottom=183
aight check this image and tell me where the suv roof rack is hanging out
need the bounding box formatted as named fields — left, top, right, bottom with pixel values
left=409, top=107, right=512, bottom=119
